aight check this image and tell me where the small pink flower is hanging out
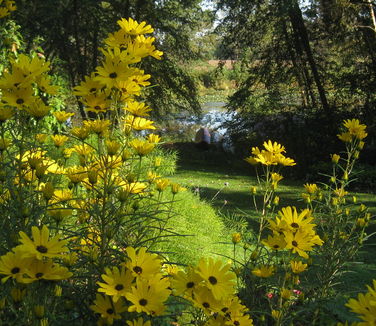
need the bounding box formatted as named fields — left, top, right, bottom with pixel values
left=293, top=289, right=302, bottom=295
left=266, top=293, right=273, bottom=299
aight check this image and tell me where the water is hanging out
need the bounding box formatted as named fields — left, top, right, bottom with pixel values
left=172, top=101, right=236, bottom=152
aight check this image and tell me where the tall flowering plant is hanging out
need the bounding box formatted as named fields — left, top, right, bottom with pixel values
left=0, top=15, right=187, bottom=325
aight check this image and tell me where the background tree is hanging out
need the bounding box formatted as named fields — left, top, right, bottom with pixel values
left=216, top=0, right=376, bottom=172
left=12, top=0, right=216, bottom=118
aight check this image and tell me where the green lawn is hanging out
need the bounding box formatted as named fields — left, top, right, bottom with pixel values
left=168, top=141, right=376, bottom=296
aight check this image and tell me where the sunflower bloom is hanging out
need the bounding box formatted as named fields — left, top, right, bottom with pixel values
left=171, top=267, right=203, bottom=297
left=252, top=265, right=275, bottom=278
left=346, top=280, right=376, bottom=325
left=16, top=225, right=69, bottom=260
left=97, top=266, right=134, bottom=302
left=24, top=259, right=72, bottom=282
left=90, top=294, right=127, bottom=325
left=196, top=258, right=236, bottom=300
left=0, top=251, right=32, bottom=283
left=126, top=278, right=170, bottom=315
left=124, top=247, right=161, bottom=279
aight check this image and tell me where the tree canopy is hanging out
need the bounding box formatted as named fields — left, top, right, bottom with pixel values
left=12, top=0, right=216, bottom=117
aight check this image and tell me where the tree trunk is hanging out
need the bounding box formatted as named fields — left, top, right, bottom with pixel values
left=288, top=0, right=331, bottom=113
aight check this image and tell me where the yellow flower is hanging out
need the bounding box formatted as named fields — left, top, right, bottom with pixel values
left=232, top=233, right=241, bottom=244
left=71, top=126, right=90, bottom=140
left=284, top=229, right=323, bottom=259
left=95, top=57, right=131, bottom=89
left=73, top=73, right=103, bottom=96
left=34, top=305, right=45, bottom=318
left=83, top=119, right=110, bottom=136
left=0, top=251, right=32, bottom=283
left=97, top=266, right=134, bottom=303
left=126, top=278, right=170, bottom=316
left=130, top=139, right=155, bottom=156
left=80, top=92, right=111, bottom=113
left=53, top=111, right=75, bottom=123
left=15, top=225, right=69, bottom=260
left=155, top=178, right=170, bottom=192
left=10, top=287, right=27, bottom=303
left=262, top=234, right=286, bottom=251
left=252, top=265, right=275, bottom=278
left=333, top=188, right=348, bottom=198
left=35, top=133, right=49, bottom=143
left=244, top=156, right=258, bottom=165
left=124, top=115, right=156, bottom=130
left=271, top=310, right=282, bottom=320
left=24, top=98, right=50, bottom=118
left=304, top=183, right=318, bottom=194
left=0, top=105, right=14, bottom=121
left=337, top=132, right=352, bottom=142
left=281, top=288, right=292, bottom=300
left=263, top=140, right=285, bottom=154
left=171, top=182, right=186, bottom=195
left=192, top=286, right=221, bottom=315
left=90, top=294, right=127, bottom=325
left=51, top=134, right=69, bottom=147
left=147, top=133, right=161, bottom=144
left=196, top=258, right=236, bottom=300
left=290, top=260, right=308, bottom=274
left=125, top=247, right=162, bottom=279
left=51, top=189, right=73, bottom=202
left=124, top=100, right=152, bottom=116
left=343, top=119, right=367, bottom=140
left=2, top=86, right=34, bottom=109
left=105, top=140, right=121, bottom=156
left=0, top=137, right=11, bottom=151
left=346, top=280, right=376, bottom=325
left=126, top=318, right=151, bottom=326
left=276, top=154, right=296, bottom=166
left=331, top=154, right=340, bottom=164
left=278, top=206, right=315, bottom=233
left=66, top=166, right=87, bottom=184
left=171, top=267, right=203, bottom=297
left=24, top=260, right=72, bottom=282
left=271, top=172, right=283, bottom=183
left=117, top=18, right=154, bottom=35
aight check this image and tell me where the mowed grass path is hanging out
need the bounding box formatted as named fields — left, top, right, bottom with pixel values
left=169, top=142, right=376, bottom=294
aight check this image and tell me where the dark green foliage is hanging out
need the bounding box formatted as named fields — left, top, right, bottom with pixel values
left=12, top=0, right=215, bottom=116
left=216, top=0, right=376, bottom=173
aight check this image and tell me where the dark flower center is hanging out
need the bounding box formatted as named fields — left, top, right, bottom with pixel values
left=109, top=72, right=117, bottom=79
left=106, top=308, right=114, bottom=315
left=202, top=302, right=210, bottom=308
left=133, top=266, right=142, bottom=274
left=208, top=276, right=217, bottom=285
left=292, top=240, right=298, bottom=247
left=291, top=222, right=299, bottom=228
left=186, top=281, right=194, bottom=289
left=16, top=98, right=24, bottom=105
left=234, top=321, right=240, bottom=326
left=115, top=284, right=124, bottom=291
left=36, top=245, right=48, bottom=253
left=139, top=299, right=148, bottom=306
left=11, top=267, right=20, bottom=274
left=36, top=272, right=44, bottom=278
left=273, top=244, right=279, bottom=249
left=89, top=88, right=97, bottom=92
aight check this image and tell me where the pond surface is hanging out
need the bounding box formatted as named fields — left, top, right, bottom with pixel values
left=170, top=101, right=236, bottom=152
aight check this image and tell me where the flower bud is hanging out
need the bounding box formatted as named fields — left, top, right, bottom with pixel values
left=232, top=233, right=241, bottom=244
left=34, top=305, right=45, bottom=319
left=331, top=154, right=340, bottom=164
